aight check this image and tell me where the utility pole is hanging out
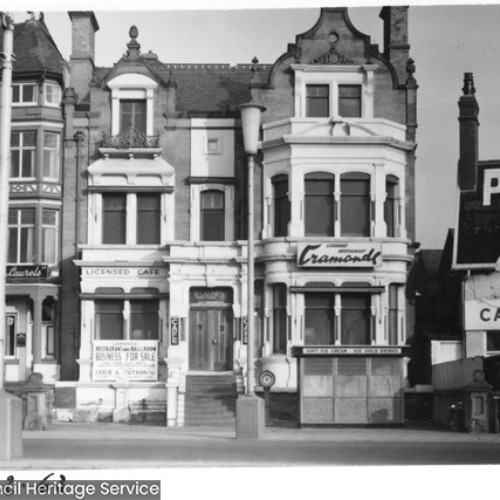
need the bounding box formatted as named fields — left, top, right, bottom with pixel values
left=0, top=11, right=23, bottom=459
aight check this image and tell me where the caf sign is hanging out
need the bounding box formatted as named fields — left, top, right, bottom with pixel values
left=465, top=300, right=500, bottom=330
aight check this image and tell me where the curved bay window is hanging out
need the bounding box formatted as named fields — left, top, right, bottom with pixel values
left=272, top=175, right=290, bottom=237
left=305, top=293, right=335, bottom=345
left=340, top=172, right=371, bottom=237
left=200, top=190, right=225, bottom=241
left=341, top=294, right=371, bottom=345
left=384, top=175, right=400, bottom=238
left=272, top=284, right=288, bottom=354
left=305, top=172, right=335, bottom=236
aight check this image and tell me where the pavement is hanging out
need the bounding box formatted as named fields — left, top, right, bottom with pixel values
left=2, top=421, right=500, bottom=469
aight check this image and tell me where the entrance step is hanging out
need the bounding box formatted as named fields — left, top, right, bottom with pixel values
left=184, top=375, right=237, bottom=426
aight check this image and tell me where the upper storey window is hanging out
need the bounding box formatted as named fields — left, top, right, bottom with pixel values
left=12, top=83, right=37, bottom=105
left=107, top=74, right=158, bottom=144
left=293, top=64, right=376, bottom=119
left=120, top=100, right=146, bottom=134
left=44, top=83, right=62, bottom=107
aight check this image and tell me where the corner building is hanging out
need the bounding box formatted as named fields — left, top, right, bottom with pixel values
left=60, top=8, right=417, bottom=426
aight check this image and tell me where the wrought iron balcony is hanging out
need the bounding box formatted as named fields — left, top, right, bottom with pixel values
left=102, top=127, right=160, bottom=149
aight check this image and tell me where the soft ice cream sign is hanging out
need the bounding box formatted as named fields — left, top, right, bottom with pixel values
left=297, top=243, right=382, bottom=268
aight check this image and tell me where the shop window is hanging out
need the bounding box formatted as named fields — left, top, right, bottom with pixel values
left=44, top=82, right=62, bottom=106
left=338, top=85, right=362, bottom=118
left=95, top=300, right=124, bottom=340
left=341, top=294, right=371, bottom=345
left=130, top=300, right=159, bottom=340
left=487, top=331, right=500, bottom=353
left=384, top=175, right=400, bottom=237
left=137, top=194, right=161, bottom=244
left=200, top=190, right=225, bottom=241
left=305, top=293, right=335, bottom=345
left=8, top=208, right=35, bottom=263
left=340, top=173, right=371, bottom=237
left=272, top=284, right=288, bottom=354
left=102, top=194, right=127, bottom=244
left=43, top=132, right=61, bottom=180
left=306, top=84, right=329, bottom=118
left=12, top=83, right=37, bottom=105
left=42, top=209, right=59, bottom=264
left=120, top=100, right=147, bottom=134
left=272, top=174, right=290, bottom=237
left=388, top=284, right=399, bottom=345
left=10, top=131, right=36, bottom=178
left=304, top=172, right=335, bottom=236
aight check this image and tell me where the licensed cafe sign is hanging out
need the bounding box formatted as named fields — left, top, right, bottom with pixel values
left=297, top=243, right=382, bottom=268
left=465, top=299, right=500, bottom=330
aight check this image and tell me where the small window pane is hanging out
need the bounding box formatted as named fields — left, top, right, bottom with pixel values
left=306, top=85, right=329, bottom=118
left=338, top=85, right=361, bottom=118
left=102, top=194, right=126, bottom=244
left=95, top=300, right=124, bottom=340
left=201, top=190, right=224, bottom=241
left=305, top=293, right=335, bottom=345
left=22, top=84, right=36, bottom=102
left=272, top=175, right=290, bottom=237
left=305, top=175, right=335, bottom=236
left=130, top=300, right=159, bottom=340
left=137, top=194, right=161, bottom=244
left=341, top=294, right=371, bottom=345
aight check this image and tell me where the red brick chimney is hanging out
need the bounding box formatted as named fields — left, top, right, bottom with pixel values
left=68, top=11, right=99, bottom=104
left=458, top=72, right=479, bottom=191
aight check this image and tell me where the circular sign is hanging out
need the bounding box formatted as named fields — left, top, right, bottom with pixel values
left=259, top=370, right=276, bottom=388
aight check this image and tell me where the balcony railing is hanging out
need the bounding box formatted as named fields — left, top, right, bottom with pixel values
left=102, top=127, right=160, bottom=149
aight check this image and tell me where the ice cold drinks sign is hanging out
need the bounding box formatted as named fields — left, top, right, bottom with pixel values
left=93, top=340, right=158, bottom=382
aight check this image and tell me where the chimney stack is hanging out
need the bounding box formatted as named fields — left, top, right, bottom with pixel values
left=68, top=11, right=99, bottom=104
left=458, top=72, right=479, bottom=191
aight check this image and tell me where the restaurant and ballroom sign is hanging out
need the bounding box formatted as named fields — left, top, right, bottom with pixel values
left=93, top=340, right=158, bottom=382
left=297, top=243, right=382, bottom=268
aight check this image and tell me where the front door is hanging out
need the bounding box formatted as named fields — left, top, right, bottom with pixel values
left=189, top=308, right=233, bottom=371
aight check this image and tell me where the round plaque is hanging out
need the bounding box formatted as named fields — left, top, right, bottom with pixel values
left=259, top=370, right=276, bottom=388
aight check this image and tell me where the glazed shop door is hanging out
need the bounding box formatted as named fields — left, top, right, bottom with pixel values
left=189, top=308, right=233, bottom=371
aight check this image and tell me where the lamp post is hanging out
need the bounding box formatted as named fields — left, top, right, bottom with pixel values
left=0, top=11, right=23, bottom=459
left=235, top=102, right=266, bottom=439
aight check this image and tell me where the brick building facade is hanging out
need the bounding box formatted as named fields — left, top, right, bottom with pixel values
left=5, top=8, right=419, bottom=426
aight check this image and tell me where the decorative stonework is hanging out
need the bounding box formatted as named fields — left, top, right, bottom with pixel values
left=311, top=47, right=355, bottom=65
left=102, top=128, right=160, bottom=149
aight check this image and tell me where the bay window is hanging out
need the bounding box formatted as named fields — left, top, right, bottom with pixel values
left=272, top=175, right=290, bottom=237
left=304, top=173, right=335, bottom=236
left=340, top=172, right=371, bottom=237
left=8, top=208, right=35, bottom=263
left=12, top=83, right=37, bottom=105
left=11, top=131, right=36, bottom=178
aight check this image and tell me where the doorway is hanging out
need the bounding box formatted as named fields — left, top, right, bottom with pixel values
left=189, top=308, right=233, bottom=371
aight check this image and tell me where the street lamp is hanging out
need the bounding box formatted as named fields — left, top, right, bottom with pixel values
left=235, top=102, right=266, bottom=439
left=0, top=11, right=23, bottom=459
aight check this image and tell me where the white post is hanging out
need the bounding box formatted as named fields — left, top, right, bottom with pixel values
left=0, top=12, right=23, bottom=459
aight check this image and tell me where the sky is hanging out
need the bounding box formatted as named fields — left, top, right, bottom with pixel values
left=10, top=1, right=500, bottom=250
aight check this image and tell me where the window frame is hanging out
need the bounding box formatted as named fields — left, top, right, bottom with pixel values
left=272, top=174, right=290, bottom=237
left=338, top=84, right=362, bottom=118
left=384, top=175, right=400, bottom=238
left=340, top=172, right=371, bottom=237
left=42, top=131, right=61, bottom=181
left=136, top=193, right=161, bottom=245
left=12, top=82, right=38, bottom=106
left=200, top=189, right=225, bottom=242
left=306, top=84, right=330, bottom=118
left=10, top=130, right=36, bottom=179
left=7, top=207, right=35, bottom=264
left=44, top=82, right=62, bottom=107
left=102, top=193, right=127, bottom=245
left=41, top=208, right=59, bottom=264
left=120, top=99, right=147, bottom=134
left=304, top=172, right=335, bottom=237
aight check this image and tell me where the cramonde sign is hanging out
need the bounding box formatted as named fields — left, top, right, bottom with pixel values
left=297, top=243, right=382, bottom=268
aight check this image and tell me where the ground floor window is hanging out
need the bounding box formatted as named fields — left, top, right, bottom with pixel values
left=272, top=284, right=288, bottom=353
left=304, top=292, right=372, bottom=345
left=5, top=314, right=16, bottom=356
left=487, top=331, right=500, bottom=353
left=95, top=299, right=159, bottom=340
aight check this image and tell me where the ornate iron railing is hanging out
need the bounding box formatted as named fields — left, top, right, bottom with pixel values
left=102, top=127, right=160, bottom=149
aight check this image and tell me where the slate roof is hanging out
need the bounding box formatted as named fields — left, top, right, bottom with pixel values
left=94, top=60, right=273, bottom=117
left=0, top=18, right=65, bottom=82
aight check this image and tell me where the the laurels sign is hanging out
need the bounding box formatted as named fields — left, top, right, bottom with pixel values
left=297, top=243, right=382, bottom=268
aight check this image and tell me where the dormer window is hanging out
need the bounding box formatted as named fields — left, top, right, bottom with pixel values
left=12, top=83, right=37, bottom=105
left=121, top=99, right=146, bottom=134
left=107, top=74, right=158, bottom=139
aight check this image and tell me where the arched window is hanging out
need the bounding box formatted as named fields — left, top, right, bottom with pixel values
left=200, top=190, right=225, bottom=241
left=340, top=172, right=370, bottom=237
left=304, top=172, right=335, bottom=236
left=384, top=175, right=399, bottom=237
left=272, top=174, right=290, bottom=237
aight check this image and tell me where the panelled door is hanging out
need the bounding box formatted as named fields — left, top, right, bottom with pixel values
left=189, top=308, right=233, bottom=371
